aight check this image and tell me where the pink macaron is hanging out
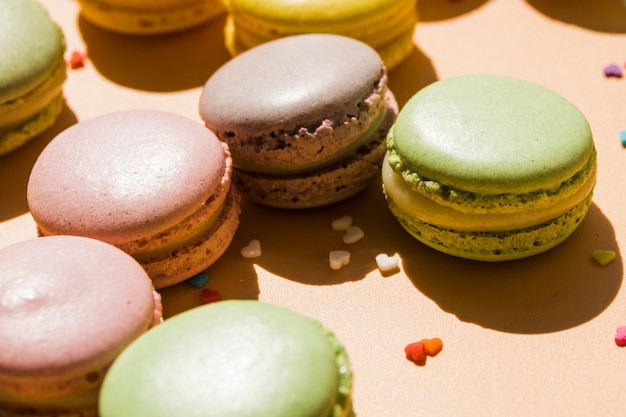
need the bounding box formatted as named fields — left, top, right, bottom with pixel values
left=26, top=110, right=241, bottom=288
left=0, top=235, right=162, bottom=416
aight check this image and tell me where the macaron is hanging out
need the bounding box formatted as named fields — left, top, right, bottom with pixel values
left=199, top=33, right=398, bottom=209
left=27, top=110, right=241, bottom=288
left=0, top=235, right=162, bottom=416
left=222, top=0, right=418, bottom=71
left=0, top=0, right=66, bottom=157
left=77, top=0, right=225, bottom=35
left=382, top=75, right=597, bottom=261
left=99, top=300, right=353, bottom=417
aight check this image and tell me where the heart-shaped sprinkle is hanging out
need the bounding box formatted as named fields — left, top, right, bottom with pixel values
left=604, top=63, right=623, bottom=78
left=592, top=249, right=616, bottom=266
left=331, top=215, right=353, bottom=231
left=404, top=341, right=427, bottom=365
left=241, top=240, right=262, bottom=258
left=329, top=250, right=351, bottom=270
left=342, top=226, right=364, bottom=244
left=200, top=289, right=222, bottom=304
left=422, top=338, right=443, bottom=356
left=375, top=253, right=399, bottom=272
left=185, top=272, right=210, bottom=288
left=615, top=326, right=626, bottom=346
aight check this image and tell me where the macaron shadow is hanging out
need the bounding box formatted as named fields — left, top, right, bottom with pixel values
left=0, top=102, right=77, bottom=221
left=77, top=13, right=231, bottom=92
left=526, top=0, right=626, bottom=33
left=399, top=203, right=622, bottom=334
left=388, top=46, right=438, bottom=108
left=418, top=0, right=490, bottom=22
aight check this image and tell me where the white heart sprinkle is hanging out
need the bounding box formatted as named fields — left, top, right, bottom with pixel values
left=241, top=240, right=262, bottom=258
left=375, top=253, right=399, bottom=272
left=331, top=215, right=353, bottom=231
left=329, top=250, right=351, bottom=270
left=342, top=226, right=364, bottom=244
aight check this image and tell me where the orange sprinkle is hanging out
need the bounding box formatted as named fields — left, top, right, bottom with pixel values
left=68, top=50, right=86, bottom=69
left=422, top=338, right=443, bottom=356
left=199, top=288, right=222, bottom=304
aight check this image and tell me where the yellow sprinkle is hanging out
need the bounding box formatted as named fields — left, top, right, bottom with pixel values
left=592, top=249, right=616, bottom=266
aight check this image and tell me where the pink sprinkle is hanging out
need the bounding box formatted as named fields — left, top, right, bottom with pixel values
left=603, top=63, right=622, bottom=78
left=68, top=50, right=86, bottom=69
left=200, top=288, right=222, bottom=304
left=615, top=326, right=626, bottom=346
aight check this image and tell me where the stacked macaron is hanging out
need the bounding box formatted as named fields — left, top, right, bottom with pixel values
left=99, top=300, right=353, bottom=417
left=0, top=0, right=66, bottom=157
left=222, top=0, right=418, bottom=70
left=0, top=235, right=162, bottom=416
left=200, top=33, right=398, bottom=209
left=382, top=75, right=597, bottom=261
left=27, top=110, right=241, bottom=288
left=77, top=0, right=225, bottom=35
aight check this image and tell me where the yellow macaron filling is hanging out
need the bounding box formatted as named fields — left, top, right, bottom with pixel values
left=382, top=154, right=596, bottom=232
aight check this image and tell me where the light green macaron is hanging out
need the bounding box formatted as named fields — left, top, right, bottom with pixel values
left=0, top=0, right=66, bottom=157
left=383, top=75, right=596, bottom=261
left=99, top=300, right=353, bottom=417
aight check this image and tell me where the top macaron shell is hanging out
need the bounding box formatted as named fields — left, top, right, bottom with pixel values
left=199, top=33, right=388, bottom=174
left=0, top=235, right=158, bottom=389
left=27, top=110, right=226, bottom=245
left=390, top=75, right=594, bottom=195
left=0, top=0, right=65, bottom=103
left=99, top=300, right=352, bottom=417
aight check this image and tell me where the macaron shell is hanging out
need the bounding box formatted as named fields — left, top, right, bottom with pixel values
left=390, top=75, right=594, bottom=193
left=99, top=300, right=352, bottom=417
left=0, top=0, right=65, bottom=102
left=0, top=236, right=159, bottom=394
left=27, top=110, right=226, bottom=245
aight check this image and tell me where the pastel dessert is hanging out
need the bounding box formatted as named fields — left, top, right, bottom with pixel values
left=222, top=0, right=418, bottom=71
left=0, top=0, right=66, bottom=157
left=27, top=110, right=241, bottom=288
left=383, top=75, right=597, bottom=261
left=200, top=34, right=398, bottom=209
left=0, top=235, right=162, bottom=416
left=77, top=0, right=225, bottom=35
left=99, top=300, right=353, bottom=417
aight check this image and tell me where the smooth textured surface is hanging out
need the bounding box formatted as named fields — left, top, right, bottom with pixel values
left=100, top=300, right=352, bottom=417
left=0, top=235, right=160, bottom=414
left=3, top=1, right=626, bottom=416
left=223, top=0, right=417, bottom=70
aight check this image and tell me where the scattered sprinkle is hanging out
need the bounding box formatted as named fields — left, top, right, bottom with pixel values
left=620, top=130, right=626, bottom=147
left=592, top=249, right=616, bottom=266
left=331, top=215, right=353, bottom=231
left=329, top=250, right=351, bottom=270
left=342, top=226, right=364, bottom=244
left=185, top=272, right=209, bottom=288
left=200, top=288, right=222, bottom=304
left=603, top=63, right=622, bottom=78
left=405, top=338, right=443, bottom=365
left=68, top=50, right=86, bottom=69
left=241, top=239, right=262, bottom=258
left=615, top=326, right=626, bottom=346
left=375, top=253, right=400, bottom=273
left=405, top=341, right=427, bottom=365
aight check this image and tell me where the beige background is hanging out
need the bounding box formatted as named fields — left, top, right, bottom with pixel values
left=2, top=0, right=626, bottom=415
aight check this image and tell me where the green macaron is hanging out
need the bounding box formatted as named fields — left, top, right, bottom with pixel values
left=0, top=0, right=66, bottom=157
left=382, top=75, right=596, bottom=261
left=99, top=300, right=353, bottom=417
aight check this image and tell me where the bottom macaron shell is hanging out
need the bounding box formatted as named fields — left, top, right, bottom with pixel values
left=386, top=192, right=593, bottom=262
left=0, top=93, right=64, bottom=157
left=140, top=187, right=240, bottom=288
left=234, top=135, right=387, bottom=209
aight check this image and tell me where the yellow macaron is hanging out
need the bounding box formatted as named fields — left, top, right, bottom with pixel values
left=222, top=0, right=418, bottom=71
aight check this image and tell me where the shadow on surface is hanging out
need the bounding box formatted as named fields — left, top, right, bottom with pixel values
left=78, top=13, right=230, bottom=91
left=418, top=0, right=490, bottom=22
left=401, top=203, right=622, bottom=334
left=526, top=0, right=626, bottom=33
left=0, top=102, right=77, bottom=221
left=388, top=46, right=439, bottom=107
